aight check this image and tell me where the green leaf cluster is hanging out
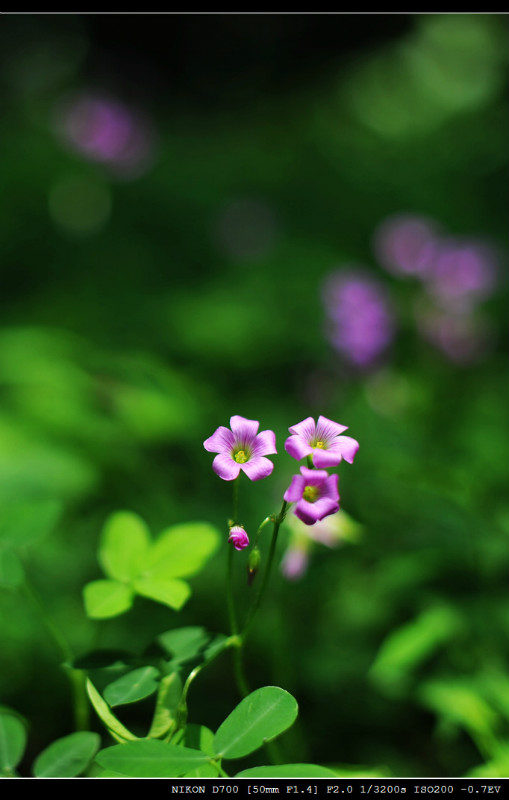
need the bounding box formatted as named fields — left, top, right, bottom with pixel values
left=0, top=708, right=99, bottom=778
left=83, top=511, right=220, bottom=618
left=92, top=685, right=327, bottom=778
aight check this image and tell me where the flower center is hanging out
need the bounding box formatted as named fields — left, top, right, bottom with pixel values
left=303, top=485, right=319, bottom=502
left=234, top=449, right=248, bottom=464
left=314, top=440, right=325, bottom=449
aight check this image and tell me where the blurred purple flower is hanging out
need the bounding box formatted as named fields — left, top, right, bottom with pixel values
left=204, top=415, right=277, bottom=481
left=284, top=466, right=339, bottom=526
left=322, top=271, right=395, bottom=368
left=426, top=239, right=497, bottom=312
left=280, top=509, right=362, bottom=581
left=280, top=547, right=309, bottom=581
left=415, top=303, right=491, bottom=364
left=228, top=525, right=250, bottom=551
left=54, top=92, right=155, bottom=176
left=374, top=214, right=440, bottom=279
left=285, top=415, right=359, bottom=468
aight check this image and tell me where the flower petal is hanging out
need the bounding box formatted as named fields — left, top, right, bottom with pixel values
left=228, top=526, right=250, bottom=550
left=332, top=435, right=359, bottom=464
left=288, top=417, right=317, bottom=442
left=230, top=415, right=259, bottom=446
left=315, top=415, right=348, bottom=442
left=252, top=429, right=277, bottom=457
left=299, top=466, right=329, bottom=485
left=322, top=473, right=340, bottom=501
left=203, top=426, right=235, bottom=454
left=312, top=448, right=342, bottom=468
left=310, top=496, right=340, bottom=520
left=241, top=455, right=274, bottom=481
left=284, top=434, right=313, bottom=461
left=294, top=500, right=324, bottom=525
left=284, top=474, right=306, bottom=503
left=212, top=453, right=241, bottom=481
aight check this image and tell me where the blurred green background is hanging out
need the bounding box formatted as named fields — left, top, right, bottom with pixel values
left=0, top=13, right=507, bottom=778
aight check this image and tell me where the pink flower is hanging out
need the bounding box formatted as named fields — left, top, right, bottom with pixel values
left=204, top=415, right=277, bottom=481
left=280, top=547, right=309, bottom=581
left=284, top=466, right=340, bottom=526
left=228, top=525, right=250, bottom=551
left=285, top=416, right=359, bottom=468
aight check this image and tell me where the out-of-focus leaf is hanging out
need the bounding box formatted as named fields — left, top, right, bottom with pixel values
left=370, top=605, right=462, bottom=690
left=465, top=742, right=509, bottom=778
left=32, top=731, right=100, bottom=777
left=142, top=522, right=220, bottom=580
left=157, top=627, right=210, bottom=664
left=0, top=710, right=27, bottom=771
left=104, top=666, right=160, bottom=708
left=418, top=679, right=499, bottom=739
left=98, top=510, right=151, bottom=582
left=0, top=547, right=25, bottom=588
left=133, top=576, right=191, bottom=611
left=0, top=498, right=63, bottom=547
left=83, top=579, right=134, bottom=619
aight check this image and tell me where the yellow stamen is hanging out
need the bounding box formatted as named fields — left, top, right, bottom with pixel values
left=315, top=441, right=325, bottom=448
left=234, top=450, right=248, bottom=464
left=303, top=485, right=319, bottom=502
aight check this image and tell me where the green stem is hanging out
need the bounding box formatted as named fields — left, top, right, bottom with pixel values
left=173, top=635, right=241, bottom=736
left=227, top=544, right=238, bottom=636
left=232, top=476, right=239, bottom=524
left=252, top=515, right=273, bottom=549
left=242, top=499, right=288, bottom=640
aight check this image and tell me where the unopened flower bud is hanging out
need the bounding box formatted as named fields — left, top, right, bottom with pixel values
left=228, top=525, right=249, bottom=551
left=247, top=546, right=261, bottom=586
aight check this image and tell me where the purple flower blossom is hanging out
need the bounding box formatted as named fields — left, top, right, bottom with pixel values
left=374, top=214, right=440, bottom=279
left=280, top=547, right=309, bottom=581
left=426, top=239, right=497, bottom=312
left=203, top=415, right=277, bottom=481
left=280, top=509, right=363, bottom=581
left=322, top=271, right=395, bottom=368
left=284, top=466, right=340, bottom=526
left=228, top=525, right=250, bottom=551
left=54, top=92, right=155, bottom=177
left=415, top=303, right=491, bottom=365
left=285, top=416, right=359, bottom=468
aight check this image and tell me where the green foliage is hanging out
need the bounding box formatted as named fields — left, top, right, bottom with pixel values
left=0, top=709, right=27, bottom=775
left=103, top=666, right=160, bottom=708
left=147, top=672, right=182, bottom=738
left=32, top=731, right=100, bottom=778
left=86, top=679, right=139, bottom=743
left=98, top=511, right=151, bottom=583
left=83, top=579, right=135, bottom=619
left=0, top=12, right=507, bottom=779
left=0, top=499, right=63, bottom=549
left=236, top=764, right=338, bottom=777
left=83, top=513, right=220, bottom=618
left=370, top=604, right=462, bottom=691
left=0, top=548, right=25, bottom=589
left=92, top=686, right=301, bottom=778
left=95, top=740, right=210, bottom=778
left=214, top=686, right=299, bottom=760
